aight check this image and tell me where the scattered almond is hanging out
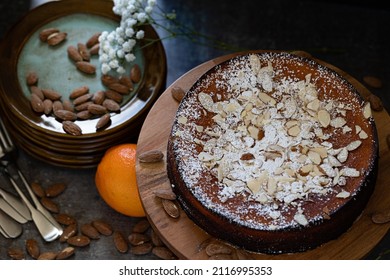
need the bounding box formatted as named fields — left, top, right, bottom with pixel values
left=56, top=247, right=75, bottom=260
left=92, top=220, right=113, bottom=236
left=113, top=231, right=129, bottom=253
left=62, top=121, right=82, bottom=136
left=7, top=247, right=25, bottom=260
left=39, top=27, right=60, bottom=42
left=76, top=61, right=96, bottom=74
left=67, top=45, right=83, bottom=62
left=26, top=71, right=39, bottom=86
left=371, top=212, right=390, bottom=224
left=138, top=150, right=164, bottom=163
left=161, top=199, right=180, bottom=219
left=96, top=113, right=111, bottom=130
left=47, top=32, right=67, bottom=46
left=46, top=183, right=66, bottom=198
left=171, top=86, right=186, bottom=102
left=130, top=64, right=141, bottom=83
left=367, top=94, right=383, bottom=111
left=363, top=76, right=383, bottom=88
left=40, top=197, right=60, bottom=213
left=25, top=239, right=40, bottom=259
left=59, top=223, right=78, bottom=243
left=131, top=243, right=153, bottom=255
left=67, top=235, right=90, bottom=247
left=132, top=219, right=150, bottom=233
left=80, top=223, right=100, bottom=240
left=152, top=246, right=176, bottom=260
left=37, top=251, right=58, bottom=260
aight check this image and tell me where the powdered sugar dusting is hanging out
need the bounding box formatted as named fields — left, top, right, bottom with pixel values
left=169, top=52, right=376, bottom=230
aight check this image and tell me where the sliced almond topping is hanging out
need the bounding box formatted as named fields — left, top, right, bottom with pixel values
left=307, top=99, right=320, bottom=111
left=336, top=191, right=350, bottom=198
left=177, top=116, right=187, bottom=124
left=294, top=213, right=308, bottom=226
left=336, top=147, right=348, bottom=163
left=346, top=140, right=362, bottom=151
left=299, top=164, right=313, bottom=176
left=363, top=102, right=372, bottom=119
left=308, top=150, right=321, bottom=165
left=330, top=117, right=346, bottom=128
left=317, top=110, right=331, bottom=127
left=359, top=130, right=368, bottom=139
left=288, top=125, right=301, bottom=137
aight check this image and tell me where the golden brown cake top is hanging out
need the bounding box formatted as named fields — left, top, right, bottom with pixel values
left=170, top=52, right=377, bottom=230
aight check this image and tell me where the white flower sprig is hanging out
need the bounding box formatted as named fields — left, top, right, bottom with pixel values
left=99, top=0, right=157, bottom=75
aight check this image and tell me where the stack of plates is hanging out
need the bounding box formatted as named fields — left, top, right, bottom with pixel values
left=0, top=0, right=166, bottom=168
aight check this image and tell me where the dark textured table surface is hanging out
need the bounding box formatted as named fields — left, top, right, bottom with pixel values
left=0, top=0, right=389, bottom=260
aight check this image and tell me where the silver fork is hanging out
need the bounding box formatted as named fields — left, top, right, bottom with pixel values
left=0, top=118, right=63, bottom=241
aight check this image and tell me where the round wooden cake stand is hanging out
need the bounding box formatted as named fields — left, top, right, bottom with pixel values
left=136, top=50, right=390, bottom=259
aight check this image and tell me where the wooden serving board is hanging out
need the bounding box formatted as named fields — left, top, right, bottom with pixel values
left=136, top=51, right=390, bottom=259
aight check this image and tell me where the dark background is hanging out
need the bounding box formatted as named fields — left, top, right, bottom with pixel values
left=0, top=0, right=389, bottom=259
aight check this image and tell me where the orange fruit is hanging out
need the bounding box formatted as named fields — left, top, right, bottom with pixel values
left=95, top=143, right=145, bottom=217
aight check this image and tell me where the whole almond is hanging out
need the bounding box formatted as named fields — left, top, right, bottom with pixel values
left=363, top=75, right=383, bottom=88
left=152, top=246, right=176, bottom=260
left=89, top=43, right=100, bottom=55
left=7, top=247, right=25, bottom=260
left=26, top=71, right=39, bottom=86
left=60, top=223, right=78, bottom=243
left=46, top=183, right=66, bottom=197
left=75, top=101, right=93, bottom=112
left=53, top=100, right=64, bottom=112
left=40, top=197, right=60, bottom=213
left=77, top=43, right=90, bottom=61
left=39, top=27, right=60, bottom=42
left=119, top=76, right=134, bottom=91
left=76, top=61, right=96, bottom=74
left=205, top=243, right=232, bottom=256
left=73, top=93, right=92, bottom=106
left=113, top=231, right=128, bottom=253
left=31, top=182, right=46, bottom=198
left=108, top=82, right=130, bottom=94
left=104, top=90, right=123, bottom=103
left=38, top=252, right=57, bottom=260
left=67, top=235, right=90, bottom=247
left=30, top=86, right=44, bottom=100
left=367, top=94, right=383, bottom=111
left=56, top=247, right=75, bottom=260
left=43, top=99, right=53, bottom=115
left=171, top=86, right=185, bottom=102
left=70, top=86, right=89, bottom=99
left=77, top=110, right=93, bottom=120
left=55, top=213, right=76, bottom=226
left=130, top=64, right=141, bottom=83
left=81, top=223, right=100, bottom=240
left=30, top=93, right=45, bottom=113
left=138, top=150, right=164, bottom=163
left=25, top=239, right=40, bottom=259
left=42, top=88, right=62, bottom=101
left=86, top=32, right=101, bottom=48
left=47, top=32, right=67, bottom=46
left=102, top=99, right=120, bottom=112
left=101, top=74, right=119, bottom=86
left=153, top=189, right=177, bottom=200
left=54, top=109, right=77, bottom=121
left=88, top=103, right=107, bottom=115
left=62, top=121, right=82, bottom=136
left=92, top=90, right=105, bottom=105
left=131, top=243, right=153, bottom=255
left=67, top=45, right=83, bottom=62
left=128, top=232, right=150, bottom=246
left=62, top=100, right=74, bottom=112
left=132, top=219, right=150, bottom=233
left=161, top=199, right=180, bottom=219
left=92, top=220, right=113, bottom=236
left=96, top=113, right=111, bottom=130
left=371, top=212, right=390, bottom=224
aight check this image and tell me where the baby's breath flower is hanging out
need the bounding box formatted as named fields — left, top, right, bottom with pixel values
left=99, top=0, right=156, bottom=74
